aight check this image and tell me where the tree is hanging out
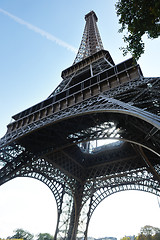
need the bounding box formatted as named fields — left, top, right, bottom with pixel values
left=140, top=225, right=160, bottom=237
left=136, top=234, right=146, bottom=240
left=9, top=228, right=34, bottom=240
left=120, top=237, right=131, bottom=240
left=115, top=0, right=160, bottom=60
left=36, top=233, right=54, bottom=240
left=152, top=233, right=160, bottom=240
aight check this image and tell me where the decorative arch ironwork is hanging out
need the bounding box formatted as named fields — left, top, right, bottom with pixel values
left=0, top=10, right=160, bottom=240
left=77, top=168, right=160, bottom=239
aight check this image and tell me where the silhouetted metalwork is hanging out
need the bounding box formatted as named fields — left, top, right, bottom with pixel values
left=0, top=11, right=160, bottom=240
left=73, top=11, right=104, bottom=64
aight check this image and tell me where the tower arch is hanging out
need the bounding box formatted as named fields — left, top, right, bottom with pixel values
left=0, top=10, right=160, bottom=240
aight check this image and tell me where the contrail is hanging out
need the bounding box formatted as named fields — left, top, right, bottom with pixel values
left=0, top=8, right=77, bottom=53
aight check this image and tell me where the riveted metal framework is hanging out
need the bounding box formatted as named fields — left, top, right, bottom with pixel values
left=0, top=11, right=160, bottom=240
left=73, top=11, right=104, bottom=64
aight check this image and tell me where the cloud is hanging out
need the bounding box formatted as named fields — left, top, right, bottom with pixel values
left=0, top=8, right=77, bottom=53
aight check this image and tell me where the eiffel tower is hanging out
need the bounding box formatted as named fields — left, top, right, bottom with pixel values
left=0, top=10, right=160, bottom=240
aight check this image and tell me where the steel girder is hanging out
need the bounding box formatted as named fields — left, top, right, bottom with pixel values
left=1, top=144, right=159, bottom=240
left=0, top=80, right=159, bottom=155
left=1, top=9, right=160, bottom=240
left=0, top=89, right=160, bottom=239
left=73, top=11, right=104, bottom=64
left=0, top=75, right=160, bottom=239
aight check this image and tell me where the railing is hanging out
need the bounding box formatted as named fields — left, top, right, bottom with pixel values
left=7, top=58, right=142, bottom=133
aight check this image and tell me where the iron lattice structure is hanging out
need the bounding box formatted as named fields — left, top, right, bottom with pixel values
left=0, top=11, right=160, bottom=240
left=73, top=11, right=104, bottom=64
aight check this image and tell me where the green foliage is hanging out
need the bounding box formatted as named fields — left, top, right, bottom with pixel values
left=140, top=225, right=160, bottom=236
left=9, top=228, right=34, bottom=240
left=36, top=233, right=54, bottom=240
left=152, top=233, right=160, bottom=240
left=136, top=234, right=147, bottom=240
left=136, top=226, right=160, bottom=240
left=120, top=237, right=131, bottom=240
left=6, top=229, right=54, bottom=240
left=5, top=226, right=160, bottom=240
left=115, top=0, right=160, bottom=60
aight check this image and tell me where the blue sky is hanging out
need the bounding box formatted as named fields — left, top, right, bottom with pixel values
left=0, top=0, right=160, bottom=239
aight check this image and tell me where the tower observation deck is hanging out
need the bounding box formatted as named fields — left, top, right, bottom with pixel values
left=0, top=11, right=160, bottom=240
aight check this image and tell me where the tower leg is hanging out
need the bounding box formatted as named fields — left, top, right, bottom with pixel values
left=84, top=196, right=93, bottom=240
left=66, top=183, right=84, bottom=240
left=54, top=210, right=61, bottom=240
left=54, top=192, right=74, bottom=240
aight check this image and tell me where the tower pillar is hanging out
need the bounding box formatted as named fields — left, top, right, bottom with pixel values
left=0, top=10, right=160, bottom=240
